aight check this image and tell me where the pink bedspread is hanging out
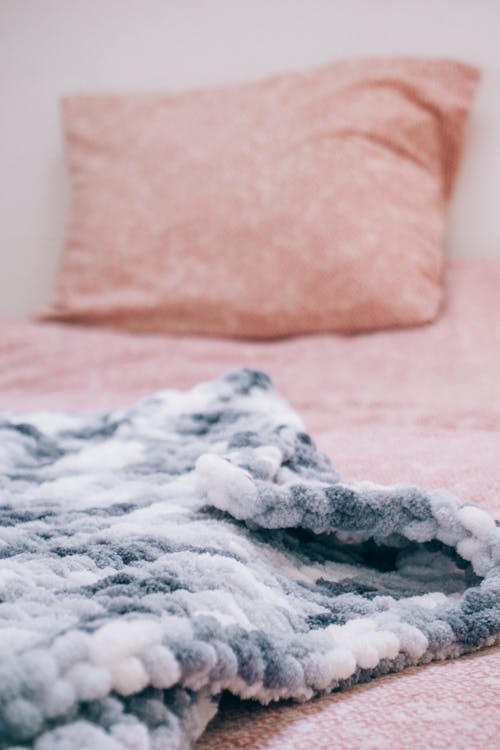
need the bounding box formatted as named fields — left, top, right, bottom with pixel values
left=1, top=256, right=499, bottom=748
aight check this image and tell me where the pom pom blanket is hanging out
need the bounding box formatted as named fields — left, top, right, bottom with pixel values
left=1, top=369, right=499, bottom=749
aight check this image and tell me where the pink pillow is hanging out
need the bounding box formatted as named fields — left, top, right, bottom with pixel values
left=45, top=58, right=479, bottom=337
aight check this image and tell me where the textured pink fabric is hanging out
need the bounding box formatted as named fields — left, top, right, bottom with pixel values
left=3, top=257, right=500, bottom=747
left=198, top=647, right=500, bottom=750
left=45, top=58, right=479, bottom=337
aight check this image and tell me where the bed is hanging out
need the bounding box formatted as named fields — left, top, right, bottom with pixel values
left=2, top=256, right=499, bottom=748
left=3, top=24, right=500, bottom=745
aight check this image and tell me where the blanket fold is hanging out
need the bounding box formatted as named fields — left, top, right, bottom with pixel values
left=1, top=369, right=499, bottom=749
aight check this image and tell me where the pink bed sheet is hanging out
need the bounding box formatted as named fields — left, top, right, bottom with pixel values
left=1, top=256, right=499, bottom=748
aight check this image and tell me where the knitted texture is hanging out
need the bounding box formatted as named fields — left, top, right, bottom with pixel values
left=1, top=369, right=499, bottom=749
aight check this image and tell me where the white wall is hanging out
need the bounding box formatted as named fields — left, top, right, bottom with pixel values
left=1, top=0, right=500, bottom=319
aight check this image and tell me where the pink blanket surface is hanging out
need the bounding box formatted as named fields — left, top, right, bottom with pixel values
left=1, top=256, right=499, bottom=748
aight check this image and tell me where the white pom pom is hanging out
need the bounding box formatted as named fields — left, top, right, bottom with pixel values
left=329, top=648, right=357, bottom=679
left=395, top=624, right=428, bottom=659
left=303, top=654, right=334, bottom=690
left=142, top=645, right=181, bottom=689
left=110, top=721, right=150, bottom=750
left=196, top=455, right=258, bottom=518
left=458, top=506, right=497, bottom=540
left=42, top=679, right=76, bottom=718
left=456, top=537, right=482, bottom=563
left=352, top=644, right=379, bottom=669
left=371, top=631, right=400, bottom=661
left=89, top=619, right=162, bottom=665
left=111, top=656, right=149, bottom=696
left=66, top=662, right=112, bottom=701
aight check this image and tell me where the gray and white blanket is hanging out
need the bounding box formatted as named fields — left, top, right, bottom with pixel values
left=1, top=369, right=499, bottom=749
